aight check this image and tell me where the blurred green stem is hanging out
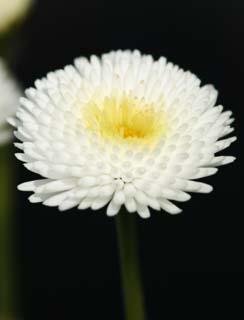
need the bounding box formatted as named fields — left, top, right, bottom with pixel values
left=0, top=146, right=15, bottom=318
left=116, top=209, right=146, bottom=320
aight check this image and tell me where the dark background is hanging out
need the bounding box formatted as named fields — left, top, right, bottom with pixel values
left=8, top=0, right=244, bottom=319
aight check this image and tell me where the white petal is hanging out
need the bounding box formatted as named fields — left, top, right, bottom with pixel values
left=136, top=204, right=150, bottom=219
left=35, top=179, right=77, bottom=193
left=43, top=191, right=72, bottom=207
left=159, top=199, right=182, bottom=215
left=161, top=188, right=191, bottom=202
left=125, top=198, right=137, bottom=213
left=59, top=199, right=80, bottom=211
left=18, top=179, right=50, bottom=191
left=107, top=201, right=121, bottom=217
left=113, top=191, right=126, bottom=206
left=91, top=197, right=111, bottom=210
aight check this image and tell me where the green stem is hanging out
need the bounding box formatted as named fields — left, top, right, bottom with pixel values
left=116, top=208, right=146, bottom=320
left=0, top=146, right=15, bottom=318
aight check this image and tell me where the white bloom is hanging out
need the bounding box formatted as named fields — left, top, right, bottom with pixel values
left=0, top=58, right=21, bottom=145
left=0, top=0, right=32, bottom=34
left=11, top=50, right=236, bottom=218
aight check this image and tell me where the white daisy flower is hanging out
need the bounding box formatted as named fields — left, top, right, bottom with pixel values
left=0, top=58, right=21, bottom=145
left=12, top=50, right=236, bottom=218
left=0, top=0, right=32, bottom=34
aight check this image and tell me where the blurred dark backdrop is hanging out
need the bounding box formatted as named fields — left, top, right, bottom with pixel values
left=8, top=0, right=243, bottom=319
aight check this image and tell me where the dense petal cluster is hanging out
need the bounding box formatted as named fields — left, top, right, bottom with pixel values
left=12, top=50, right=236, bottom=218
left=0, top=58, right=21, bottom=145
left=0, top=0, right=32, bottom=34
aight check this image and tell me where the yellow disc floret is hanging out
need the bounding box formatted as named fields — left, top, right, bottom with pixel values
left=82, top=92, right=166, bottom=144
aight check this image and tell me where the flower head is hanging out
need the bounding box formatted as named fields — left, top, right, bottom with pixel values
left=0, top=58, right=21, bottom=145
left=12, top=50, right=236, bottom=218
left=0, top=0, right=32, bottom=34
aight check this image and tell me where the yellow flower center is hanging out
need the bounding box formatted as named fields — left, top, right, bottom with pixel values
left=82, top=93, right=166, bottom=143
